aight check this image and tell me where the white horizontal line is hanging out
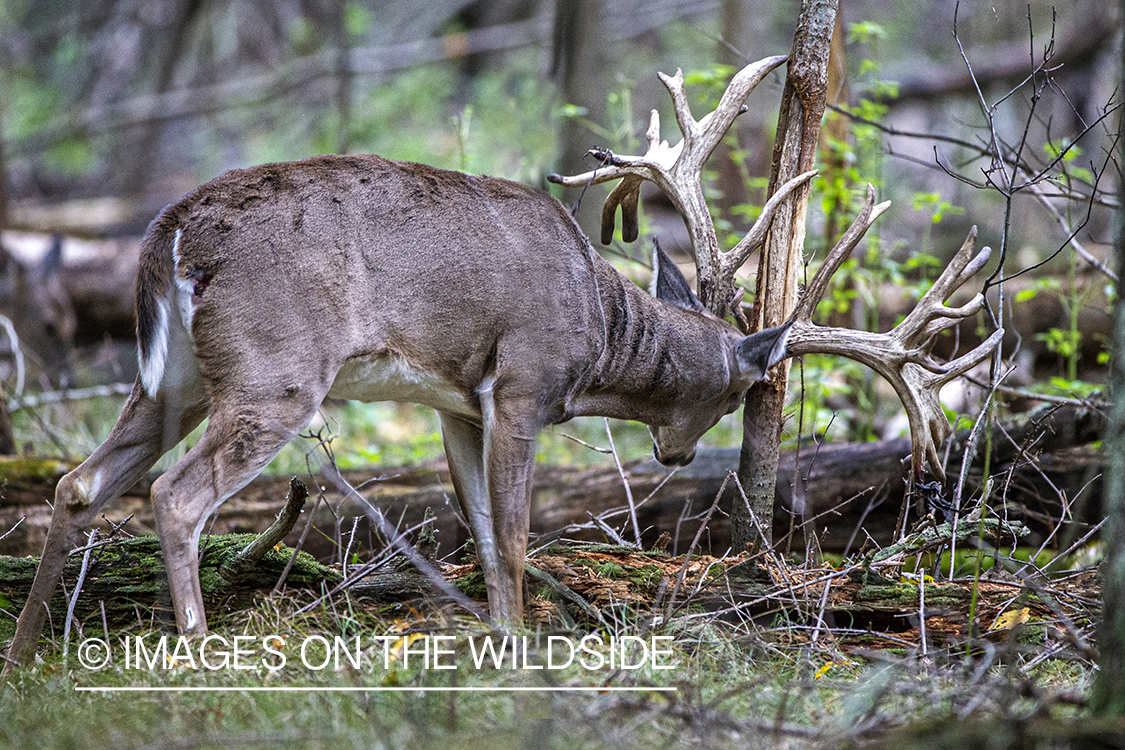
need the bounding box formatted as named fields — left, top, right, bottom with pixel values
left=75, top=685, right=678, bottom=693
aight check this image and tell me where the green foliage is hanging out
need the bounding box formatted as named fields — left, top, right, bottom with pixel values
left=683, top=64, right=738, bottom=109
left=556, top=78, right=641, bottom=154
left=911, top=191, right=964, bottom=225
left=1035, top=327, right=1082, bottom=364
left=343, top=2, right=373, bottom=39
left=1043, top=138, right=1095, bottom=186
left=846, top=20, right=888, bottom=45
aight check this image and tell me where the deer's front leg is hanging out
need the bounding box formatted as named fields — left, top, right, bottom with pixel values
left=439, top=414, right=508, bottom=620
left=479, top=385, right=538, bottom=628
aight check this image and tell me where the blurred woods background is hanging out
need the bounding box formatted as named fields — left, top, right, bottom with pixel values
left=0, top=0, right=1119, bottom=466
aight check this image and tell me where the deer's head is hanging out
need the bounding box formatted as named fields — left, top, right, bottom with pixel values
left=645, top=240, right=790, bottom=467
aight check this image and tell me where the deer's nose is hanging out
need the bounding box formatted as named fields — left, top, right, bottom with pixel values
left=654, top=445, right=696, bottom=467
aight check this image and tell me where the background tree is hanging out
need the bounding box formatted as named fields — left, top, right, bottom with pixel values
left=1090, top=0, right=1125, bottom=717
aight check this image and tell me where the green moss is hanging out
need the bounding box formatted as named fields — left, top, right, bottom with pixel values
left=593, top=561, right=625, bottom=578
left=455, top=570, right=486, bottom=599
left=0, top=456, right=69, bottom=486
left=627, top=564, right=665, bottom=589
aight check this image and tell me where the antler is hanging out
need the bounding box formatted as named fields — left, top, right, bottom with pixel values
left=549, top=59, right=1001, bottom=481
left=547, top=54, right=817, bottom=317
left=785, top=186, right=1003, bottom=480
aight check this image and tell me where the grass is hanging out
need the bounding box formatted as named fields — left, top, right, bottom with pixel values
left=0, top=582, right=1102, bottom=750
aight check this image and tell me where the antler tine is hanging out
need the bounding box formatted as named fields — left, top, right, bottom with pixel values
left=792, top=184, right=890, bottom=322
left=897, top=228, right=988, bottom=340
left=916, top=294, right=986, bottom=342
left=656, top=69, right=700, bottom=149
left=915, top=227, right=982, bottom=308
left=954, top=246, right=992, bottom=290
left=657, top=55, right=788, bottom=172
left=548, top=55, right=790, bottom=312
left=723, top=169, right=820, bottom=275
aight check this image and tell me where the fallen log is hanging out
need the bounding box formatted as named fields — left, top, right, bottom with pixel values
left=0, top=404, right=1105, bottom=565
left=0, top=517, right=1095, bottom=659
left=0, top=533, right=339, bottom=640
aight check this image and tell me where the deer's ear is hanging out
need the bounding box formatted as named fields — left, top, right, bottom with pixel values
left=650, top=239, right=703, bottom=312
left=735, top=322, right=791, bottom=383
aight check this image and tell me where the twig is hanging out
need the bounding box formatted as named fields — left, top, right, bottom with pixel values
left=7, top=382, right=134, bottom=413
left=603, top=418, right=642, bottom=547
left=962, top=375, right=1106, bottom=408
left=62, top=529, right=98, bottom=661
left=1026, top=179, right=1117, bottom=281
left=0, top=516, right=25, bottom=543
left=315, top=451, right=485, bottom=620
left=524, top=563, right=606, bottom=628
left=663, top=472, right=730, bottom=622
left=0, top=314, right=25, bottom=397
left=918, top=570, right=927, bottom=657
left=342, top=515, right=361, bottom=578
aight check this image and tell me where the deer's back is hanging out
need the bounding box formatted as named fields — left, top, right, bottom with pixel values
left=158, top=154, right=610, bottom=412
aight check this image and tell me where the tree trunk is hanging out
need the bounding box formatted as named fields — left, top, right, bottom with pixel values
left=0, top=103, right=8, bottom=229
left=332, top=0, right=353, bottom=155
left=1089, top=2, right=1125, bottom=716
left=0, top=104, right=14, bottom=453
left=735, top=0, right=838, bottom=552
left=552, top=0, right=608, bottom=238
left=122, top=0, right=204, bottom=199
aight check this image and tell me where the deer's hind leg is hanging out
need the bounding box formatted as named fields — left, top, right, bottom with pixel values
left=4, top=381, right=208, bottom=673
left=149, top=383, right=328, bottom=635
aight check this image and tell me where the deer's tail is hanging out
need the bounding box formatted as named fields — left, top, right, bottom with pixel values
left=136, top=213, right=187, bottom=398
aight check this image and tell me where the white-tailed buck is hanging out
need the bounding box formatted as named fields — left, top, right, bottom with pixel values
left=4, top=55, right=999, bottom=671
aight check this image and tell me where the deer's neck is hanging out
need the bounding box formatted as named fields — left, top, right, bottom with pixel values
left=576, top=263, right=736, bottom=422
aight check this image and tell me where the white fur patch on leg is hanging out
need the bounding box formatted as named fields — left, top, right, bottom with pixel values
left=476, top=375, right=496, bottom=471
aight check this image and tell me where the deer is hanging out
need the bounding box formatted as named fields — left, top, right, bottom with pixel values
left=4, top=54, right=999, bottom=673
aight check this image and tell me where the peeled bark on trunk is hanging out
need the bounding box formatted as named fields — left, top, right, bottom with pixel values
left=736, top=0, right=838, bottom=552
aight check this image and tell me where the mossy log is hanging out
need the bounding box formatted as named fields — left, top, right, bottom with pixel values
left=0, top=517, right=1094, bottom=655
left=0, top=534, right=340, bottom=641
left=0, top=404, right=1105, bottom=580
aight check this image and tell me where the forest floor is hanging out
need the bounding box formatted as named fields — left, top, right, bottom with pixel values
left=0, top=512, right=1114, bottom=749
